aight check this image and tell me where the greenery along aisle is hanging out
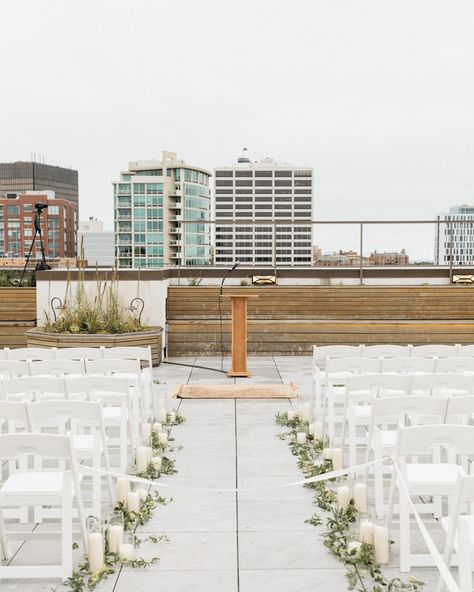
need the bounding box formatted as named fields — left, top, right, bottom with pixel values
left=64, top=410, right=186, bottom=592
left=275, top=412, right=425, bottom=592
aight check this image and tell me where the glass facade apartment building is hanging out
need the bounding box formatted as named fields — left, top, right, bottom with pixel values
left=435, top=205, right=474, bottom=265
left=114, top=151, right=211, bottom=268
left=214, top=157, right=313, bottom=265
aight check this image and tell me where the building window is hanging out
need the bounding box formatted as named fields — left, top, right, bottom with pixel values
left=255, top=171, right=272, bottom=177
left=215, top=171, right=233, bottom=177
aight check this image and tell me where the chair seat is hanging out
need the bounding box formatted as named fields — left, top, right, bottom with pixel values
left=102, top=407, right=123, bottom=419
left=71, top=434, right=95, bottom=451
left=353, top=405, right=371, bottom=417
left=0, top=472, right=65, bottom=497
left=406, top=463, right=465, bottom=494
left=378, top=430, right=397, bottom=447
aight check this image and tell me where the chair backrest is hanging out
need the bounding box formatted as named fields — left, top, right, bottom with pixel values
left=410, top=344, right=459, bottom=358
left=29, top=359, right=86, bottom=377
left=371, top=395, right=447, bottom=425
left=325, top=357, right=380, bottom=376
left=380, top=356, right=435, bottom=374
left=2, top=376, right=66, bottom=400
left=435, top=357, right=474, bottom=374
left=85, top=358, right=141, bottom=376
left=346, top=374, right=410, bottom=396
left=445, top=395, right=474, bottom=420
left=0, top=359, right=30, bottom=378
left=7, top=347, right=56, bottom=361
left=0, top=432, right=75, bottom=462
left=396, top=424, right=474, bottom=458
left=27, top=399, right=103, bottom=429
left=361, top=345, right=410, bottom=358
left=66, top=375, right=130, bottom=399
left=410, top=373, right=473, bottom=396
left=0, top=348, right=8, bottom=360
left=55, top=347, right=104, bottom=361
left=103, top=346, right=152, bottom=367
left=313, top=345, right=363, bottom=364
left=0, top=400, right=30, bottom=429
left=457, top=345, right=474, bottom=358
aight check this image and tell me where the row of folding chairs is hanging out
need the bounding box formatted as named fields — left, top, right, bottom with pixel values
left=313, top=343, right=474, bottom=363
left=0, top=346, right=153, bottom=367
left=0, top=375, right=136, bottom=473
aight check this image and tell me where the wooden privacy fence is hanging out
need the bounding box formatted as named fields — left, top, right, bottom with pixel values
left=0, top=288, right=37, bottom=349
left=166, top=285, right=474, bottom=356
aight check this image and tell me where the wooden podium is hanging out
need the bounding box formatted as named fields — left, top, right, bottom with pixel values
left=223, top=294, right=258, bottom=377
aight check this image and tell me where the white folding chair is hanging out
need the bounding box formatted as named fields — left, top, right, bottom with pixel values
left=66, top=376, right=131, bottom=473
left=410, top=344, right=460, bottom=358
left=365, top=395, right=448, bottom=519
left=56, top=347, right=104, bottom=361
left=7, top=347, right=56, bottom=361
left=323, top=357, right=381, bottom=443
left=342, top=374, right=410, bottom=467
left=0, top=433, right=86, bottom=580
left=0, top=348, right=8, bottom=360
left=457, top=345, right=474, bottom=358
left=441, top=473, right=474, bottom=592
left=2, top=376, right=66, bottom=402
left=380, top=356, right=435, bottom=375
left=435, top=357, right=474, bottom=374
left=361, top=345, right=410, bottom=358
left=102, top=347, right=154, bottom=416
left=29, top=359, right=86, bottom=378
left=388, top=424, right=474, bottom=571
left=27, top=400, right=113, bottom=519
left=0, top=360, right=30, bottom=379
left=410, top=373, right=473, bottom=397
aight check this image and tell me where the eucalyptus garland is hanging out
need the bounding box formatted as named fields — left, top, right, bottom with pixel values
left=276, top=412, right=424, bottom=592
left=63, top=411, right=187, bottom=591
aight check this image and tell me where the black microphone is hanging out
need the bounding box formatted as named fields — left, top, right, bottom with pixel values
left=219, top=261, right=241, bottom=300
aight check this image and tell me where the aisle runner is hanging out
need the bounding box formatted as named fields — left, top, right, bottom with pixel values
left=172, top=383, right=299, bottom=399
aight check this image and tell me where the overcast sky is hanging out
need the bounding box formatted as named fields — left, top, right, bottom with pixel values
left=1, top=0, right=473, bottom=259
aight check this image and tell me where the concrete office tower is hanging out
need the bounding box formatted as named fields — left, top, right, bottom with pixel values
left=114, top=151, right=212, bottom=268
left=0, top=161, right=78, bottom=204
left=78, top=218, right=114, bottom=267
left=435, top=205, right=474, bottom=265
left=214, top=154, right=313, bottom=265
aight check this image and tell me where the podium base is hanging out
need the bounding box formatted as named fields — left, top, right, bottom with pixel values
left=227, top=371, right=251, bottom=378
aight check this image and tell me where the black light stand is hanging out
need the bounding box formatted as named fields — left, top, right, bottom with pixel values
left=20, top=202, right=51, bottom=286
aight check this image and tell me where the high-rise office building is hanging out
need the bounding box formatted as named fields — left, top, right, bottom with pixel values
left=113, top=151, right=212, bottom=268
left=435, top=204, right=474, bottom=265
left=0, top=191, right=77, bottom=259
left=78, top=218, right=114, bottom=267
left=0, top=161, right=78, bottom=204
left=214, top=155, right=313, bottom=265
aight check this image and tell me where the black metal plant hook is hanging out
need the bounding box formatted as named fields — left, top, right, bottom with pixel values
left=129, top=297, right=145, bottom=326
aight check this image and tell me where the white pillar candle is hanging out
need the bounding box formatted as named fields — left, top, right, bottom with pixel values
left=296, top=432, right=307, bottom=444
left=347, top=540, right=362, bottom=556
left=299, top=402, right=312, bottom=422
left=126, top=490, right=140, bottom=513
left=337, top=485, right=351, bottom=511
left=322, top=447, right=333, bottom=460
left=308, top=423, right=314, bottom=436
left=168, top=411, right=176, bottom=423
left=158, top=409, right=167, bottom=423
left=332, top=448, right=344, bottom=470
left=88, top=532, right=104, bottom=573
left=152, top=422, right=162, bottom=433
left=141, top=422, right=152, bottom=442
left=359, top=519, right=374, bottom=544
left=135, top=446, right=149, bottom=473
left=119, top=543, right=135, bottom=561
left=146, top=446, right=153, bottom=463
left=107, top=525, right=123, bottom=553
left=158, top=397, right=166, bottom=410
left=373, top=525, right=390, bottom=564
left=138, top=488, right=148, bottom=502
left=353, top=483, right=368, bottom=513
left=313, top=422, right=324, bottom=441
left=116, top=478, right=129, bottom=504
left=287, top=410, right=296, bottom=420
left=158, top=432, right=168, bottom=444
left=152, top=455, right=162, bottom=470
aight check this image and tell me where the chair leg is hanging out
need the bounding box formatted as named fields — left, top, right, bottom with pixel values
left=0, top=508, right=10, bottom=561
left=458, top=520, right=472, bottom=592
left=399, top=483, right=411, bottom=572
left=348, top=409, right=356, bottom=468
left=61, top=477, right=73, bottom=580
left=120, top=413, right=128, bottom=474
left=374, top=452, right=385, bottom=519
left=92, top=446, right=101, bottom=519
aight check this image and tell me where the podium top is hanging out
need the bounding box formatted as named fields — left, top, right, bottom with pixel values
left=222, top=294, right=259, bottom=299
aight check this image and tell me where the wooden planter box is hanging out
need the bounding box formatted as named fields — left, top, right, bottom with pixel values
left=25, top=327, right=163, bottom=366
left=0, top=287, right=37, bottom=349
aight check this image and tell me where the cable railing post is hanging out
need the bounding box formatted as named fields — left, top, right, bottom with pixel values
left=449, top=219, right=454, bottom=283
left=359, top=222, right=364, bottom=284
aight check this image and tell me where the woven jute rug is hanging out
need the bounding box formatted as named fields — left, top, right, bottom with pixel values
left=171, top=383, right=299, bottom=399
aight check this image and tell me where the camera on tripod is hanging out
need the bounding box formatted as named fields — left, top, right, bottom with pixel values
left=35, top=202, right=48, bottom=212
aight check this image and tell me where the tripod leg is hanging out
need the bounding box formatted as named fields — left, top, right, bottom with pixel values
left=20, top=229, right=39, bottom=286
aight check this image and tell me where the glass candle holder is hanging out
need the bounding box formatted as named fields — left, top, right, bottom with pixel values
left=126, top=483, right=140, bottom=513
left=107, top=511, right=124, bottom=553
left=118, top=530, right=135, bottom=561
left=346, top=529, right=362, bottom=559
left=358, top=510, right=375, bottom=545
left=373, top=517, right=390, bottom=565
left=87, top=517, right=105, bottom=573
left=336, top=479, right=351, bottom=511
